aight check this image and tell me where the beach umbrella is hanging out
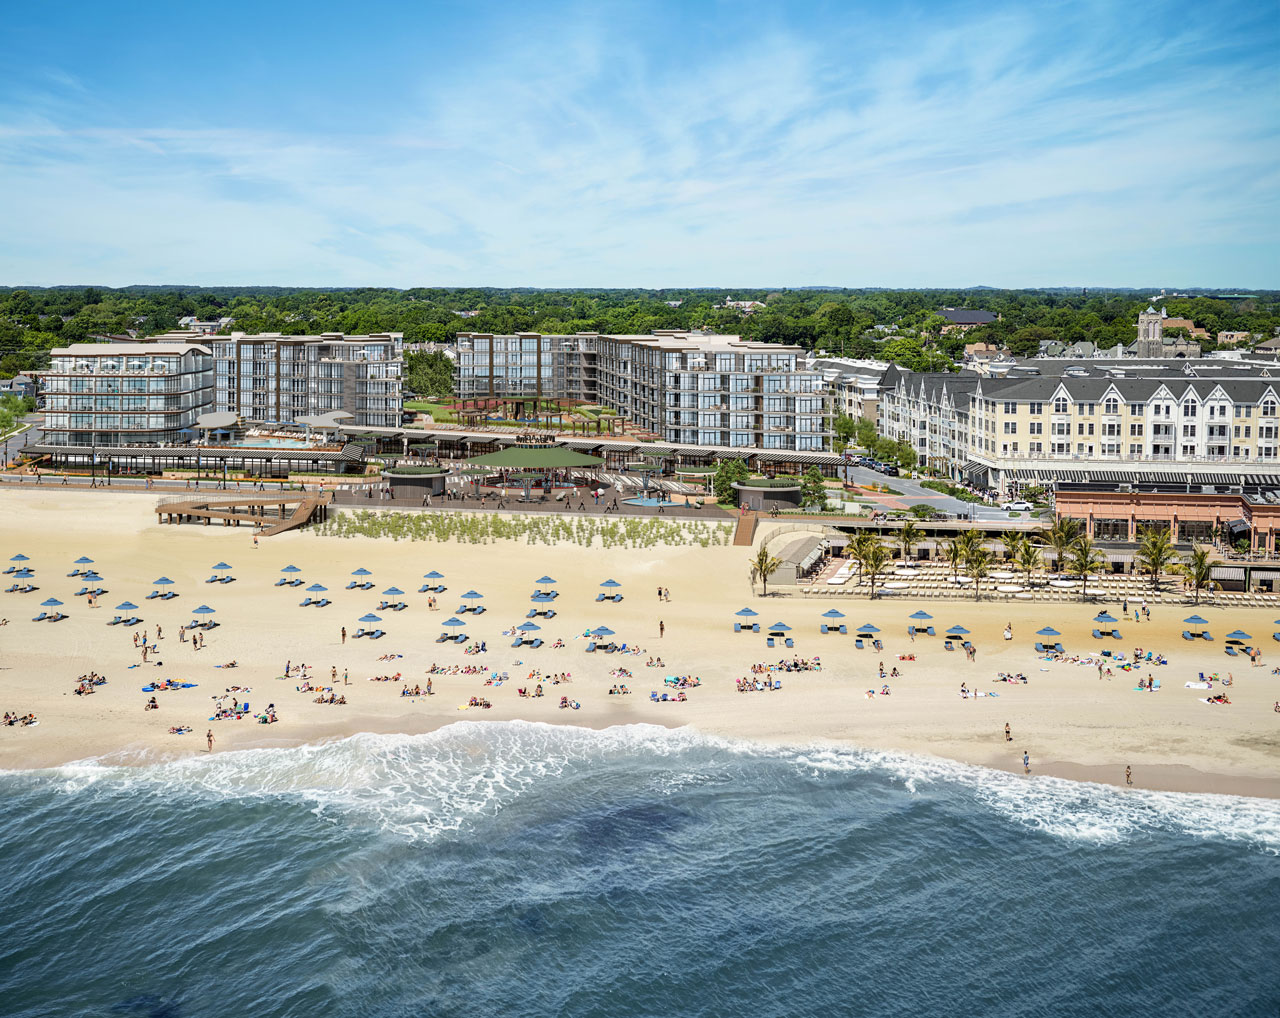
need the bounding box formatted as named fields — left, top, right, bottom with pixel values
left=518, top=621, right=541, bottom=631
left=115, top=601, right=138, bottom=611
left=424, top=570, right=444, bottom=579
left=306, top=584, right=328, bottom=592
left=74, top=556, right=93, bottom=564
left=1036, top=626, right=1060, bottom=637
left=280, top=565, right=301, bottom=574
left=191, top=605, right=216, bottom=615
left=153, top=576, right=174, bottom=585
left=768, top=622, right=792, bottom=633
left=10, top=554, right=28, bottom=561
left=352, top=568, right=372, bottom=576
left=946, top=625, right=970, bottom=635
left=212, top=562, right=232, bottom=571
left=908, top=610, right=933, bottom=620
left=441, top=617, right=466, bottom=627
left=822, top=609, right=846, bottom=618
left=460, top=590, right=484, bottom=599
left=592, top=626, right=615, bottom=637
left=536, top=575, right=556, bottom=585
left=359, top=613, right=382, bottom=623
left=1225, top=630, right=1251, bottom=642
left=600, top=579, right=622, bottom=588
left=13, top=568, right=33, bottom=578
left=1183, top=615, right=1209, bottom=626
left=735, top=607, right=759, bottom=617
left=383, top=586, right=404, bottom=596
left=857, top=623, right=881, bottom=633
left=1094, top=611, right=1117, bottom=624
left=41, top=598, right=62, bottom=607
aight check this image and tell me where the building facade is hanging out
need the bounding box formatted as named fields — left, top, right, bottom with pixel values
left=456, top=332, right=830, bottom=450
left=208, top=332, right=403, bottom=428
left=41, top=343, right=213, bottom=447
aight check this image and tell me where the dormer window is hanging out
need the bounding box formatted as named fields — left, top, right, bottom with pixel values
left=1053, top=397, right=1069, bottom=414
left=1103, top=398, right=1118, bottom=415
left=1182, top=402, right=1198, bottom=417
left=1263, top=401, right=1277, bottom=417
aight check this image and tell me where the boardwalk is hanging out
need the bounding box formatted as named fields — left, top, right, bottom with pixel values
left=154, top=492, right=332, bottom=536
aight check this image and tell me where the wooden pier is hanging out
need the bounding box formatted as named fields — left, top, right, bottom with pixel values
left=154, top=492, right=331, bottom=536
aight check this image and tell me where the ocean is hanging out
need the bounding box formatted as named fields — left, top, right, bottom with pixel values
left=0, top=722, right=1276, bottom=1018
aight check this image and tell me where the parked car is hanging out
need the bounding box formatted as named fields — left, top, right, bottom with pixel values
left=1001, top=500, right=1034, bottom=512
left=881, top=465, right=900, bottom=477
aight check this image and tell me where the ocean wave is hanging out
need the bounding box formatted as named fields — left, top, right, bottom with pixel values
left=9, top=722, right=1280, bottom=850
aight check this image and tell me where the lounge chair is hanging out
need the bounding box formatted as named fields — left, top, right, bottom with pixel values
left=300, top=598, right=314, bottom=607
left=1226, top=645, right=1238, bottom=656
left=435, top=633, right=449, bottom=643
left=346, top=581, right=359, bottom=590
left=544, top=610, right=556, bottom=619
left=838, top=625, right=848, bottom=635
left=785, top=638, right=794, bottom=649
left=314, top=599, right=331, bottom=607
left=49, top=613, right=67, bottom=622
left=1053, top=643, right=1064, bottom=654
left=873, top=639, right=883, bottom=651
left=147, top=590, right=162, bottom=599
left=220, top=576, right=235, bottom=584
left=1202, top=633, right=1213, bottom=642
left=907, top=625, right=915, bottom=637
left=453, top=633, right=467, bottom=644
left=531, top=639, right=543, bottom=648
left=74, top=587, right=88, bottom=596
left=1034, top=642, right=1045, bottom=653
left=419, top=585, right=431, bottom=593
left=1092, top=629, right=1103, bottom=639
left=527, top=610, right=538, bottom=618
left=513, top=637, right=524, bottom=648
left=354, top=628, right=368, bottom=639
left=1182, top=630, right=1194, bottom=640
left=206, top=576, right=219, bottom=583
left=107, top=616, right=123, bottom=626
left=161, top=592, right=178, bottom=600
left=751, top=623, right=760, bottom=633
left=945, top=640, right=955, bottom=651
left=820, top=624, right=829, bottom=634
left=586, top=642, right=596, bottom=653
left=925, top=626, right=936, bottom=636
left=734, top=622, right=742, bottom=633
left=31, top=612, right=47, bottom=622
left=854, top=638, right=864, bottom=650
left=1112, top=630, right=1122, bottom=639
left=767, top=637, right=775, bottom=648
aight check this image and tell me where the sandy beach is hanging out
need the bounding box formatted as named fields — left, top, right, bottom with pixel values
left=1, top=487, right=1277, bottom=798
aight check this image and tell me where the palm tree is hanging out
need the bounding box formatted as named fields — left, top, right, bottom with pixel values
left=850, top=532, right=879, bottom=587
left=862, top=541, right=890, bottom=600
left=898, top=521, right=922, bottom=563
left=1069, top=536, right=1106, bottom=600
left=966, top=546, right=992, bottom=600
left=1180, top=546, right=1214, bottom=604
left=1037, top=517, right=1082, bottom=575
left=1015, top=540, right=1043, bottom=590
left=1001, top=529, right=1026, bottom=563
left=957, top=528, right=984, bottom=566
left=1136, top=525, right=1178, bottom=592
left=941, top=537, right=964, bottom=584
left=749, top=544, right=782, bottom=597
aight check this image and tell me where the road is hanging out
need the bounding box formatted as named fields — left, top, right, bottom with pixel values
left=837, top=463, right=1044, bottom=523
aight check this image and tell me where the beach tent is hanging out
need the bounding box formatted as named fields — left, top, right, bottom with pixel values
left=857, top=623, right=880, bottom=633
left=735, top=608, right=758, bottom=617
left=946, top=625, right=970, bottom=635
left=908, top=610, right=933, bottom=621
left=822, top=609, right=846, bottom=619
left=359, top=613, right=383, bottom=624
left=600, top=579, right=622, bottom=588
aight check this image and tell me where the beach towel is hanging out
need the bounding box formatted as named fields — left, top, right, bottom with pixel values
left=1185, top=682, right=1211, bottom=689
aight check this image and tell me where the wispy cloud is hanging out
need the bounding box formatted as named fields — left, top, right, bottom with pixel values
left=0, top=0, right=1276, bottom=286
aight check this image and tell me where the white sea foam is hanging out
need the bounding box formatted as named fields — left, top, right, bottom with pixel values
left=17, top=721, right=1280, bottom=850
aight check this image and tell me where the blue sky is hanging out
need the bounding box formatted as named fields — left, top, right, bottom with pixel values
left=2, top=0, right=1277, bottom=287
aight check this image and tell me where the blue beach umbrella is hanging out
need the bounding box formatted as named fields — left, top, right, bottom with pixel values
left=191, top=605, right=216, bottom=615
left=74, top=556, right=94, bottom=564
left=10, top=554, right=28, bottom=562
left=770, top=622, right=792, bottom=632
left=116, top=601, right=138, bottom=611
left=359, top=613, right=382, bottom=624
left=307, top=584, right=328, bottom=592
left=592, top=626, right=615, bottom=637
left=153, top=577, right=174, bottom=585
left=908, top=610, right=933, bottom=620
left=424, top=571, right=444, bottom=579
left=13, top=569, right=33, bottom=578
left=352, top=568, right=372, bottom=576
left=1225, top=630, right=1251, bottom=642
left=1183, top=615, right=1209, bottom=626
left=735, top=607, right=758, bottom=617
left=946, top=625, right=970, bottom=635
left=1094, top=612, right=1117, bottom=624
left=1036, top=626, right=1060, bottom=637
left=536, top=576, right=556, bottom=585
left=281, top=565, right=301, bottom=574
left=212, top=562, right=232, bottom=571
left=822, top=609, right=846, bottom=619
left=460, top=590, right=484, bottom=599
left=383, top=587, right=404, bottom=596
left=41, top=598, right=62, bottom=607
left=518, top=621, right=541, bottom=631
left=441, top=617, right=466, bottom=627
left=857, top=623, right=880, bottom=633
left=600, top=579, right=622, bottom=588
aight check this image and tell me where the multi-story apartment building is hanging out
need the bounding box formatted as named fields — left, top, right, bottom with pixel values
left=880, top=360, right=1280, bottom=490
left=41, top=343, right=213, bottom=447
left=208, top=332, right=403, bottom=428
left=456, top=331, right=830, bottom=450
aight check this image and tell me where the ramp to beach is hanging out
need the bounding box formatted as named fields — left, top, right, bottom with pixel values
left=155, top=491, right=331, bottom=536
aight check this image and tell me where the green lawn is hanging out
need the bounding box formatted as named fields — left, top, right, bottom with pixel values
left=404, top=401, right=458, bottom=423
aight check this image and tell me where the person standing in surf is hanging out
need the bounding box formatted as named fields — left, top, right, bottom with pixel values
left=207, top=729, right=215, bottom=753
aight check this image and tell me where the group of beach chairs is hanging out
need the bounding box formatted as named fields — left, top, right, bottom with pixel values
left=353, top=628, right=385, bottom=640
left=30, top=611, right=68, bottom=623
left=531, top=590, right=559, bottom=602
left=376, top=601, right=408, bottom=612
left=66, top=569, right=100, bottom=580
left=206, top=575, right=236, bottom=584
left=1092, top=628, right=1122, bottom=639
left=1034, top=641, right=1066, bottom=654
left=346, top=581, right=375, bottom=591
left=419, top=584, right=446, bottom=593
left=943, top=638, right=975, bottom=652
left=185, top=620, right=219, bottom=632
left=299, top=597, right=332, bottom=608
left=765, top=636, right=796, bottom=649
left=107, top=616, right=143, bottom=627
left=146, top=590, right=179, bottom=600
left=74, top=587, right=106, bottom=597
left=276, top=578, right=304, bottom=587
left=526, top=609, right=557, bottom=619
left=457, top=604, right=486, bottom=615
left=586, top=641, right=630, bottom=654
left=595, top=593, right=623, bottom=603
left=4, top=583, right=38, bottom=593
left=436, top=632, right=467, bottom=644
left=512, top=636, right=544, bottom=648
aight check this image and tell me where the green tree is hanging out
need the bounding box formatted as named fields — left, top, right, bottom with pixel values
left=1015, top=540, right=1043, bottom=590
left=713, top=458, right=749, bottom=503
left=1037, top=517, right=1082, bottom=573
left=1179, top=546, right=1214, bottom=605
left=860, top=540, right=890, bottom=600
left=1136, top=525, right=1177, bottom=591
left=1069, top=537, right=1105, bottom=600
left=833, top=413, right=857, bottom=444
left=966, top=546, right=993, bottom=600
left=1000, top=529, right=1026, bottom=562
left=898, top=520, right=922, bottom=562
left=800, top=465, right=828, bottom=508
left=941, top=536, right=964, bottom=583
left=748, top=544, right=783, bottom=597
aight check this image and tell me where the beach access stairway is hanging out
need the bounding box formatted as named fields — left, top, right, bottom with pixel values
left=155, top=491, right=331, bottom=536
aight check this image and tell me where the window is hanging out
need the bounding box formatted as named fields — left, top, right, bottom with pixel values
left=1029, top=422, right=1042, bottom=435
left=1182, top=424, right=1197, bottom=438
left=1129, top=423, right=1144, bottom=437
left=1182, top=402, right=1198, bottom=417
left=1028, top=402, right=1043, bottom=415
left=1053, top=397, right=1069, bottom=413
left=1003, top=401, right=1016, bottom=414
left=1129, top=403, right=1145, bottom=415
left=1003, top=421, right=1017, bottom=434
left=1264, top=401, right=1277, bottom=417
left=1030, top=441, right=1042, bottom=454
left=1103, top=399, right=1119, bottom=414
left=1129, top=443, right=1142, bottom=456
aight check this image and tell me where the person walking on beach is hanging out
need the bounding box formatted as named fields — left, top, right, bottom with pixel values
left=341, top=626, right=347, bottom=645
left=253, top=533, right=259, bottom=549
left=659, top=620, right=665, bottom=638
left=156, top=625, right=162, bottom=641
left=1004, top=722, right=1011, bottom=743
left=207, top=729, right=215, bottom=753
left=1023, top=751, right=1030, bottom=775
left=343, top=668, right=349, bottom=685
left=1125, top=765, right=1132, bottom=786
left=331, top=666, right=337, bottom=684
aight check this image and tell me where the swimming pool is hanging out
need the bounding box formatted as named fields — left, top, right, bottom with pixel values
left=622, top=496, right=677, bottom=507
left=226, top=437, right=319, bottom=449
